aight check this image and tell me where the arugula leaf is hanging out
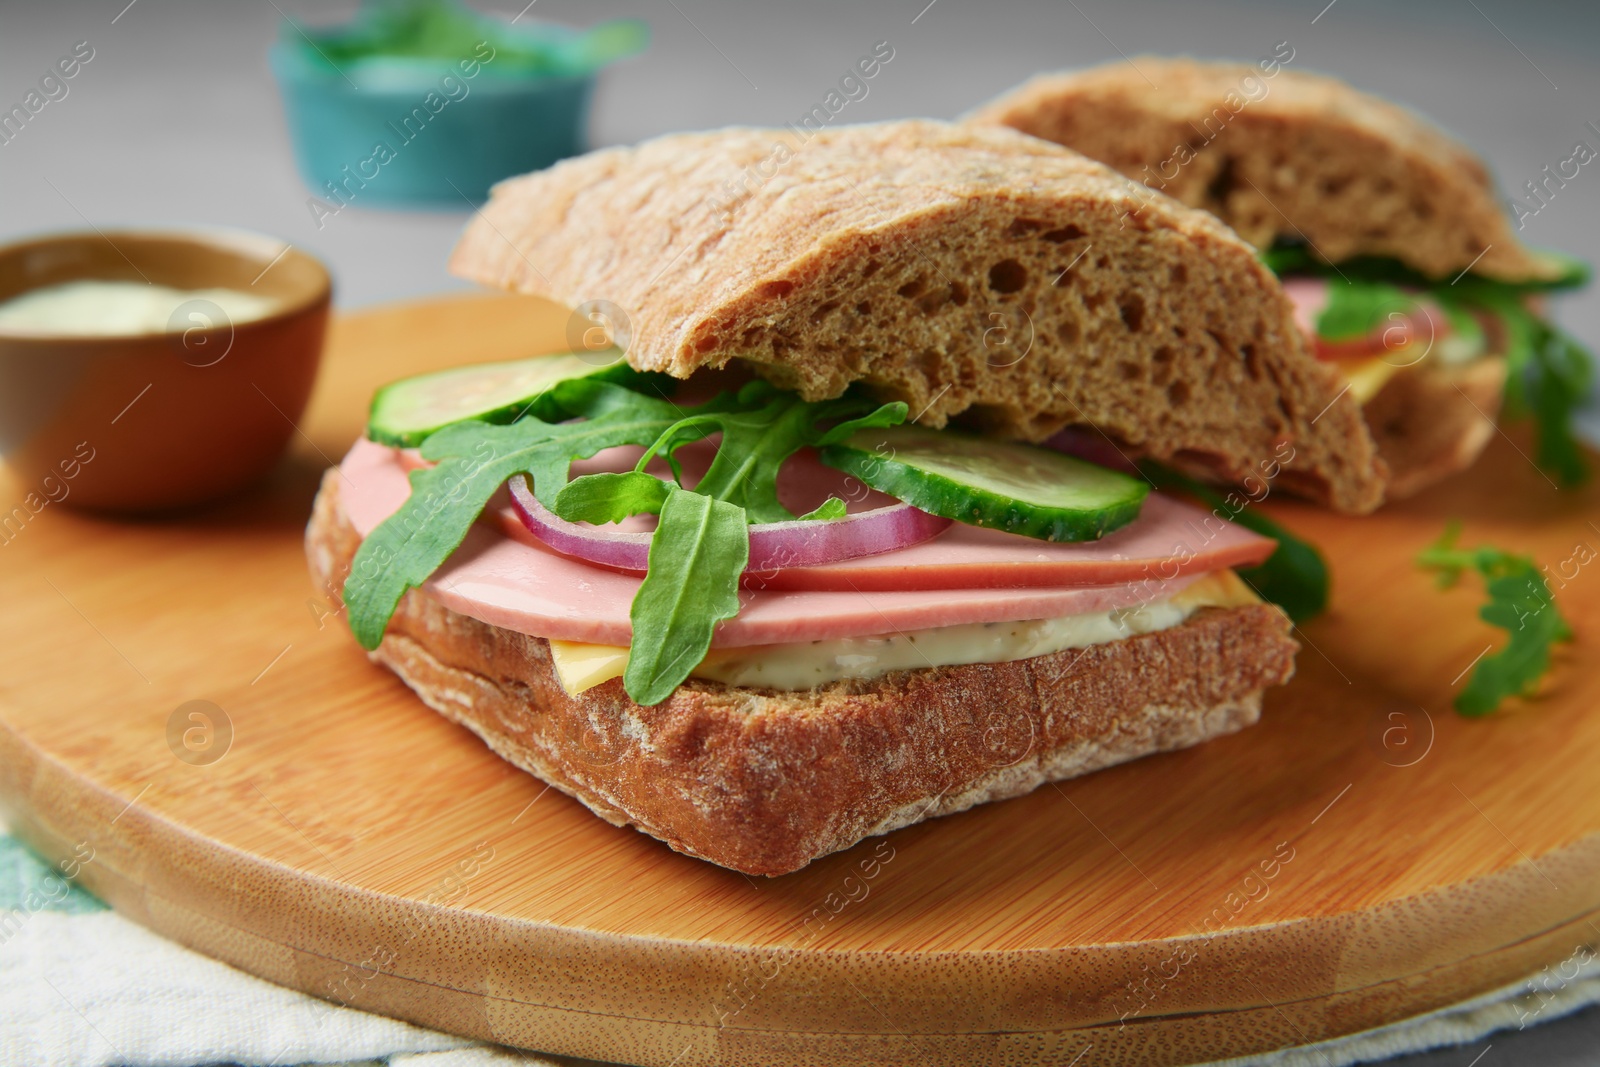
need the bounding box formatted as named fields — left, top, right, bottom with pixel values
left=555, top=471, right=670, bottom=523
left=347, top=370, right=910, bottom=704
left=1260, top=243, right=1322, bottom=277
left=632, top=381, right=908, bottom=523
left=656, top=388, right=823, bottom=522
left=1262, top=241, right=1596, bottom=487
left=1317, top=281, right=1412, bottom=342
left=799, top=497, right=848, bottom=521
left=813, top=397, right=909, bottom=446
left=1262, top=243, right=1589, bottom=292
left=1528, top=325, right=1594, bottom=486
left=1228, top=510, right=1330, bottom=625
left=623, top=488, right=749, bottom=706
left=1416, top=523, right=1572, bottom=716
left=515, top=378, right=714, bottom=507
left=344, top=384, right=700, bottom=650
left=1139, top=463, right=1329, bottom=623
left=1538, top=252, right=1593, bottom=290
left=1436, top=282, right=1594, bottom=486
left=602, top=384, right=905, bottom=699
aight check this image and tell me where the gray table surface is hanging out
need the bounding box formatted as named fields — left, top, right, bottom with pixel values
left=3, top=1, right=1599, bottom=1064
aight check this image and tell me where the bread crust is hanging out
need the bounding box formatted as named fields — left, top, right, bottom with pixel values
left=1364, top=356, right=1507, bottom=500
left=968, top=58, right=1559, bottom=283
left=307, top=471, right=1298, bottom=876
left=449, top=119, right=1386, bottom=514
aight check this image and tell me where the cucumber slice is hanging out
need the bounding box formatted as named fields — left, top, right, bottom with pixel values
left=367, top=350, right=637, bottom=447
left=820, top=425, right=1148, bottom=542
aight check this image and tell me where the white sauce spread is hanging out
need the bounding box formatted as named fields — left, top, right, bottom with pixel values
left=692, top=597, right=1195, bottom=689
left=0, top=281, right=278, bottom=336
left=545, top=572, right=1255, bottom=695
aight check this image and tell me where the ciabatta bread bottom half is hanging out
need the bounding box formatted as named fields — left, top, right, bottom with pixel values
left=307, top=471, right=1299, bottom=876
left=1365, top=355, right=1507, bottom=501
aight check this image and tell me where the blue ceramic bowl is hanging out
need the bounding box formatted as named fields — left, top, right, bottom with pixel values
left=271, top=34, right=596, bottom=207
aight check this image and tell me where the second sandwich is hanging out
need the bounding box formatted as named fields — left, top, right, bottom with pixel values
left=973, top=57, right=1593, bottom=497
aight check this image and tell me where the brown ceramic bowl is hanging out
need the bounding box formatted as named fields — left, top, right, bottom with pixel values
left=0, top=229, right=330, bottom=512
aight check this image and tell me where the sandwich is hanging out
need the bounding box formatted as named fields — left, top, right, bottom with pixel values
left=969, top=58, right=1594, bottom=498
left=308, top=120, right=1376, bottom=876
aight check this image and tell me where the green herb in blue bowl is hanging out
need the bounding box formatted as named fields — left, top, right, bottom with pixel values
left=270, top=0, right=647, bottom=215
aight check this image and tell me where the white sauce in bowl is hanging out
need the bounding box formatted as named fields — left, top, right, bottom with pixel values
left=0, top=281, right=280, bottom=336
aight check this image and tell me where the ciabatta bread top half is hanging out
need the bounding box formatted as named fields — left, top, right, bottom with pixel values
left=450, top=120, right=1387, bottom=513
left=969, top=57, right=1560, bottom=283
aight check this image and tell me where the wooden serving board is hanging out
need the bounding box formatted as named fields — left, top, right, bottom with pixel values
left=4, top=293, right=1599, bottom=1067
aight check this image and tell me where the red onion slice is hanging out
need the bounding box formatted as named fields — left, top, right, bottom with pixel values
left=507, top=475, right=952, bottom=574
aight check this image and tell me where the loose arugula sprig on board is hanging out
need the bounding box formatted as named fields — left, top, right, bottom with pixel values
left=1137, top=463, right=1329, bottom=624
left=1261, top=244, right=1594, bottom=486
left=343, top=377, right=906, bottom=705
left=1416, top=523, right=1572, bottom=716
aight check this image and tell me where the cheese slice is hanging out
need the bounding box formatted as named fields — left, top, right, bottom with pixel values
left=547, top=640, right=632, bottom=696
left=546, top=569, right=1260, bottom=697
left=1171, top=567, right=1258, bottom=609
left=1333, top=326, right=1503, bottom=402
left=1340, top=353, right=1407, bottom=404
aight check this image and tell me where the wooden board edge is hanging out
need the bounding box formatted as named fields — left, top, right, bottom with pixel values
left=4, top=715, right=1599, bottom=1067
left=4, top=799, right=1593, bottom=1067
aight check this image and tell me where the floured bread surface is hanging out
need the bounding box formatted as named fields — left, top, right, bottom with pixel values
left=969, top=58, right=1559, bottom=283
left=450, top=120, right=1386, bottom=513
left=308, top=472, right=1299, bottom=877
